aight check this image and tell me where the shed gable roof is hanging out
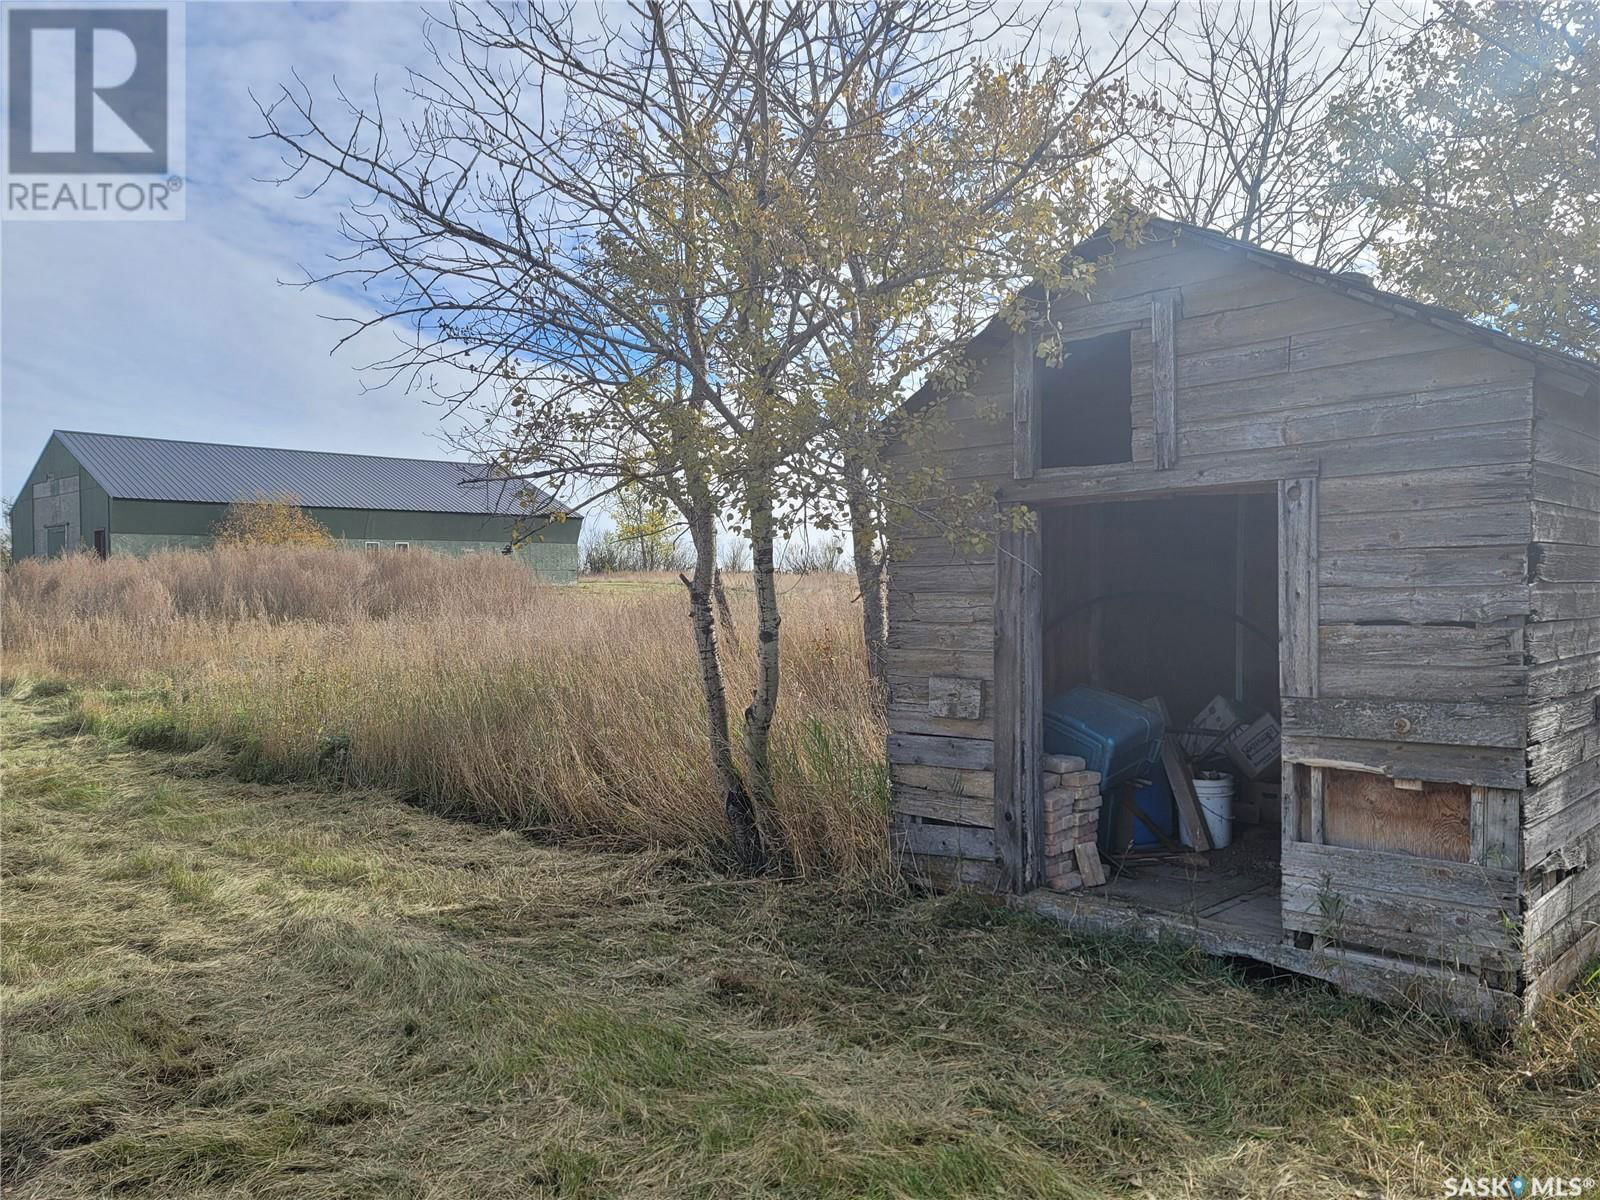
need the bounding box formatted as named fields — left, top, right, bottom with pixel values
left=903, top=222, right=1595, bottom=420
left=53, top=430, right=562, bottom=517
left=1157, top=221, right=1596, bottom=382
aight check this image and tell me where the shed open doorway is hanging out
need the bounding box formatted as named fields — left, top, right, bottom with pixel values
left=1036, top=489, right=1283, bottom=940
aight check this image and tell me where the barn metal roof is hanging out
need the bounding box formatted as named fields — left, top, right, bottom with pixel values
left=54, top=430, right=562, bottom=516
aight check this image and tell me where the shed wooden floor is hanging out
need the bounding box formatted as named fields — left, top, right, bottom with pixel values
left=1016, top=826, right=1518, bottom=1024
left=1092, top=826, right=1282, bottom=941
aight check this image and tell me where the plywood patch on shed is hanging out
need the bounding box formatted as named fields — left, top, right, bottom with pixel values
left=1322, top=768, right=1470, bottom=862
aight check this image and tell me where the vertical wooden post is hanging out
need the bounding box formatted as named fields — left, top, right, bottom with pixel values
left=1279, top=475, right=1319, bottom=859
left=993, top=516, right=1042, bottom=892
left=1471, top=787, right=1521, bottom=871
left=1278, top=476, right=1319, bottom=701
left=1013, top=328, right=1039, bottom=479
left=1308, top=766, right=1327, bottom=844
left=1151, top=291, right=1180, bottom=470
left=1282, top=763, right=1304, bottom=857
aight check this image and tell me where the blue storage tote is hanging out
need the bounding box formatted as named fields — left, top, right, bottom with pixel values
left=1041, top=686, right=1165, bottom=789
left=1129, top=774, right=1178, bottom=848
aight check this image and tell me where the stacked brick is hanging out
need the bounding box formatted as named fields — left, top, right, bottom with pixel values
left=1041, top=753, right=1108, bottom=891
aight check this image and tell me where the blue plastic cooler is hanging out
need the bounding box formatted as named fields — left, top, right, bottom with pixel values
left=1041, top=686, right=1165, bottom=789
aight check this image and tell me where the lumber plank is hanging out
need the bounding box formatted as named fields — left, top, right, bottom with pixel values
left=1281, top=697, right=1525, bottom=750
left=1143, top=696, right=1210, bottom=851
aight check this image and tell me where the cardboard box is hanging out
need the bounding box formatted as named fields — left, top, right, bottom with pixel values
left=1184, top=694, right=1280, bottom=780
left=1227, top=712, right=1282, bottom=780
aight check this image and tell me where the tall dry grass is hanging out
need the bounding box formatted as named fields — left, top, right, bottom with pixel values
left=2, top=549, right=888, bottom=875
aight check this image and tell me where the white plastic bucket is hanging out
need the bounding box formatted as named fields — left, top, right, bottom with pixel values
left=1193, top=773, right=1235, bottom=850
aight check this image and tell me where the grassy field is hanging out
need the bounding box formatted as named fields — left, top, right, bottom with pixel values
left=3, top=682, right=1597, bottom=1199
left=1, top=549, right=885, bottom=876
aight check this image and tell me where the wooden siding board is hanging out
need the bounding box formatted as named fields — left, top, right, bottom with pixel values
left=1319, top=623, right=1526, bottom=702
left=888, top=734, right=995, bottom=771
left=1529, top=690, right=1600, bottom=744
left=892, top=783, right=994, bottom=826
left=889, top=764, right=985, bottom=803
left=1524, top=862, right=1600, bottom=972
left=1320, top=545, right=1529, bottom=589
left=1173, top=348, right=1529, bottom=425
left=1533, top=417, right=1600, bottom=474
left=1320, top=506, right=1528, bottom=552
left=1533, top=463, right=1600, bottom=511
left=1525, top=617, right=1600, bottom=664
left=1320, top=584, right=1529, bottom=625
left=1176, top=385, right=1532, bottom=460
left=1282, top=697, right=1525, bottom=749
left=1280, top=844, right=1520, bottom=969
left=1320, top=464, right=1531, bottom=516
left=1130, top=334, right=1287, bottom=391
left=1533, top=502, right=1600, bottom=547
left=891, top=816, right=997, bottom=860
left=1533, top=543, right=1600, bottom=584
left=1528, top=724, right=1600, bottom=790
left=1280, top=734, right=1526, bottom=791
left=1166, top=290, right=1377, bottom=356
left=1315, top=424, right=1532, bottom=479
left=999, top=451, right=1312, bottom=505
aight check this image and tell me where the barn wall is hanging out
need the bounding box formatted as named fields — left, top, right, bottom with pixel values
left=104, top=498, right=582, bottom=581
left=1521, top=371, right=1600, bottom=1003
left=886, top=235, right=1543, bottom=965
left=11, top=435, right=112, bottom=561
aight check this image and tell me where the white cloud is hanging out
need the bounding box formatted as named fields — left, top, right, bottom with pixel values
left=2, top=1, right=455, bottom=494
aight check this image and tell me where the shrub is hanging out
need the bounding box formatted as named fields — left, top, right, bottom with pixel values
left=212, top=493, right=334, bottom=548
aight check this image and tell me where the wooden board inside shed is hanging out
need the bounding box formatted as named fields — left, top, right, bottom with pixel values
left=1321, top=768, right=1471, bottom=862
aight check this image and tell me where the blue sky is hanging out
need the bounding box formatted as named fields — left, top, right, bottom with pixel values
left=2, top=1, right=462, bottom=498
left=1, top=0, right=1147, bottom=509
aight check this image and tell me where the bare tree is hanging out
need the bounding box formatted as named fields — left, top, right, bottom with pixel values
left=1128, top=0, right=1399, bottom=269
left=257, top=0, right=1130, bottom=868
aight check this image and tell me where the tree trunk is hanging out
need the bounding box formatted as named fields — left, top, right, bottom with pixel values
left=845, top=461, right=887, bottom=697
left=681, top=504, right=765, bottom=872
left=713, top=566, right=738, bottom=648
left=742, top=481, right=782, bottom=854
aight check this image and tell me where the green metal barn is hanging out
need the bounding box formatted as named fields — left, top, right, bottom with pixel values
left=11, top=430, right=580, bottom=582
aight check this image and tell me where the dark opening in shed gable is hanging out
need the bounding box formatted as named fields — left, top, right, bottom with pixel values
left=1039, top=331, right=1133, bottom=469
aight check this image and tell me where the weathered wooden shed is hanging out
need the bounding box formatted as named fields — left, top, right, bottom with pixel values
left=886, top=221, right=1599, bottom=1022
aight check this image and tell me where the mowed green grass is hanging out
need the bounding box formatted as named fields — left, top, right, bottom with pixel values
left=2, top=684, right=1596, bottom=1200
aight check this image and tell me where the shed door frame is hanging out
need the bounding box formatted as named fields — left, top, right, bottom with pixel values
left=993, top=470, right=1318, bottom=893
